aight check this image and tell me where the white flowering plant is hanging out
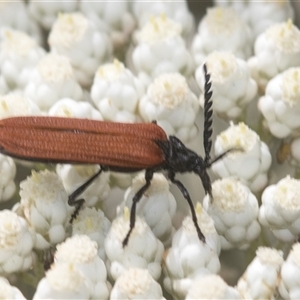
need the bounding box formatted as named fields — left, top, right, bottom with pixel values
left=0, top=1, right=300, bottom=299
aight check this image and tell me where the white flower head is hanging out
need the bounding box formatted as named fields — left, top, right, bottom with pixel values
left=19, top=170, right=69, bottom=250
left=196, top=52, right=257, bottom=120
left=132, top=2, right=195, bottom=39
left=122, top=172, right=176, bottom=247
left=38, top=53, right=73, bottom=83
left=139, top=72, right=199, bottom=142
left=28, top=0, right=78, bottom=30
left=258, top=67, right=300, bottom=138
left=1, top=28, right=37, bottom=57
left=48, top=98, right=103, bottom=120
left=192, top=6, right=253, bottom=65
left=212, top=122, right=272, bottom=192
left=131, top=15, right=194, bottom=85
left=110, top=268, right=165, bottom=300
left=55, top=234, right=110, bottom=300
left=91, top=59, right=145, bottom=123
left=137, top=14, right=182, bottom=44
left=279, top=243, right=300, bottom=299
left=237, top=247, right=283, bottom=299
left=72, top=207, right=111, bottom=261
left=49, top=12, right=113, bottom=87
left=56, top=235, right=98, bottom=264
left=24, top=53, right=83, bottom=112
left=248, top=19, right=300, bottom=90
left=104, top=208, right=164, bottom=282
left=0, top=210, right=35, bottom=273
left=259, top=176, right=300, bottom=242
left=33, top=262, right=90, bottom=299
left=0, top=28, right=45, bottom=89
left=80, top=1, right=136, bottom=51
left=0, top=1, right=42, bottom=43
left=203, top=177, right=260, bottom=250
left=49, top=12, right=89, bottom=48
left=0, top=93, right=41, bottom=118
left=187, top=274, right=242, bottom=299
left=163, top=203, right=220, bottom=299
left=218, top=0, right=295, bottom=38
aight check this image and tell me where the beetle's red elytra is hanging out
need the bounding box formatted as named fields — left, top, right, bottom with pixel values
left=0, top=116, right=167, bottom=169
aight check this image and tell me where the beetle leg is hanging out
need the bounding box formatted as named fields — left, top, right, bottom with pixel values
left=68, top=166, right=104, bottom=223
left=122, top=169, right=154, bottom=247
left=168, top=171, right=206, bottom=243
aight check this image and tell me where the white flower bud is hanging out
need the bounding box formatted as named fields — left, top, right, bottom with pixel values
left=80, top=2, right=136, bottom=51
left=214, top=1, right=295, bottom=39
left=237, top=247, right=283, bottom=299
left=0, top=1, right=42, bottom=44
left=55, top=235, right=110, bottom=300
left=121, top=172, right=176, bottom=247
left=33, top=262, right=90, bottom=299
left=163, top=203, right=220, bottom=299
left=48, top=98, right=103, bottom=120
left=203, top=178, right=260, bottom=250
left=24, top=53, right=83, bottom=112
left=186, top=274, right=242, bottom=299
left=131, top=1, right=195, bottom=40
left=259, top=176, right=300, bottom=242
left=0, top=28, right=45, bottom=90
left=28, top=0, right=79, bottom=30
left=0, top=153, right=16, bottom=202
left=0, top=276, right=27, bottom=299
left=28, top=0, right=79, bottom=32
left=258, top=67, right=300, bottom=139
left=0, top=93, right=41, bottom=118
left=279, top=243, right=300, bottom=300
left=19, top=170, right=69, bottom=250
left=48, top=12, right=113, bottom=87
left=196, top=52, right=257, bottom=120
left=0, top=210, right=35, bottom=273
left=131, top=15, right=194, bottom=86
left=212, top=122, right=272, bottom=192
left=110, top=268, right=165, bottom=300
left=91, top=59, right=145, bottom=122
left=104, top=208, right=164, bottom=282
left=192, top=7, right=253, bottom=65
left=72, top=207, right=111, bottom=261
left=245, top=1, right=295, bottom=38
left=56, top=164, right=110, bottom=208
left=139, top=72, right=199, bottom=142
left=248, top=19, right=300, bottom=90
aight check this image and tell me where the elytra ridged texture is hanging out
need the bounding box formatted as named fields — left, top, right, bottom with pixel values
left=0, top=117, right=167, bottom=169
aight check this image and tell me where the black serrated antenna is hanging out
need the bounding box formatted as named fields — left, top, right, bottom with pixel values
left=203, top=64, right=213, bottom=165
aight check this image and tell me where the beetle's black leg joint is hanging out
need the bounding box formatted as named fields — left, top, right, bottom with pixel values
left=122, top=169, right=154, bottom=248
left=68, top=166, right=104, bottom=223
left=203, top=63, right=213, bottom=166
left=168, top=171, right=206, bottom=243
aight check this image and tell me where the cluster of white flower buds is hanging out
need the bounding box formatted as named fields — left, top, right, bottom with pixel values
left=0, top=0, right=299, bottom=299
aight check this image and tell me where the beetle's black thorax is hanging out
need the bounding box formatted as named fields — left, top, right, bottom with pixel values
left=156, top=136, right=206, bottom=174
